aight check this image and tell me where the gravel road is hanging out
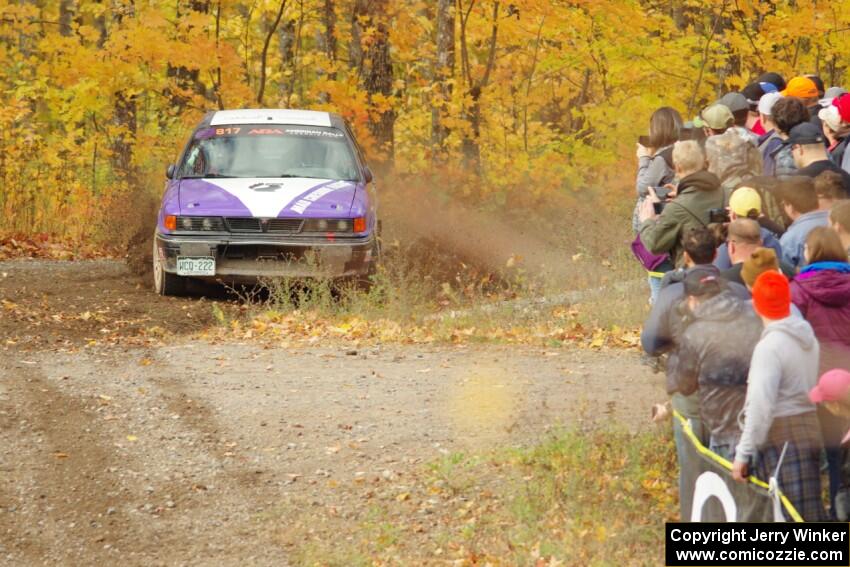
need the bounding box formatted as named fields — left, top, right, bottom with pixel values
left=0, top=260, right=662, bottom=565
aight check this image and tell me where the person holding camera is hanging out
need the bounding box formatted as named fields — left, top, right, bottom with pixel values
left=634, top=107, right=683, bottom=232
left=633, top=107, right=683, bottom=303
left=638, top=141, right=724, bottom=268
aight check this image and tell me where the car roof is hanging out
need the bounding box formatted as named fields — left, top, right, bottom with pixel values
left=206, top=109, right=340, bottom=128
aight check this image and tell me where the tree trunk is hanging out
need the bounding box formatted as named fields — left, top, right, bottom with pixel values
left=431, top=0, right=454, bottom=159
left=257, top=0, right=288, bottom=105
left=314, top=0, right=336, bottom=102
left=349, top=1, right=364, bottom=72
left=459, top=0, right=499, bottom=175
left=671, top=0, right=688, bottom=31
left=59, top=0, right=75, bottom=37
left=212, top=0, right=224, bottom=109
left=277, top=16, right=297, bottom=102
left=353, top=0, right=395, bottom=166
left=167, top=0, right=211, bottom=110
left=111, top=0, right=137, bottom=180
left=323, top=0, right=337, bottom=78
left=461, top=86, right=482, bottom=169
left=94, top=0, right=107, bottom=48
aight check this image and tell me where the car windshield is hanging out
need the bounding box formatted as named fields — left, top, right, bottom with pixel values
left=179, top=125, right=360, bottom=181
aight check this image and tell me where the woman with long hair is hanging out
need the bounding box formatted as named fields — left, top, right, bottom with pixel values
left=633, top=107, right=683, bottom=303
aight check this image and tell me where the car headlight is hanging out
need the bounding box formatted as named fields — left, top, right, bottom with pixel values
left=303, top=218, right=365, bottom=233
left=175, top=216, right=225, bottom=231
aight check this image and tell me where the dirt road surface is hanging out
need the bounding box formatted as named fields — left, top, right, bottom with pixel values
left=0, top=260, right=662, bottom=566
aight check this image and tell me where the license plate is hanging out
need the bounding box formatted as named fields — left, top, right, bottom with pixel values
left=176, top=256, right=215, bottom=276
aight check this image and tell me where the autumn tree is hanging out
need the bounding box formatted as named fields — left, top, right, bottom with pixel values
left=431, top=0, right=455, bottom=159
left=257, top=0, right=288, bottom=105
left=351, top=0, right=395, bottom=165
left=458, top=0, right=499, bottom=174
left=111, top=0, right=137, bottom=178
left=3, top=0, right=850, bottom=238
left=167, top=0, right=211, bottom=111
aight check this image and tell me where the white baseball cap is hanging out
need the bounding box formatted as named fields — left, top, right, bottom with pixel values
left=757, top=91, right=783, bottom=117
left=819, top=105, right=843, bottom=132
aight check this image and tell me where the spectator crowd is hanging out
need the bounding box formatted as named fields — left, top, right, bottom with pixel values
left=633, top=72, right=850, bottom=521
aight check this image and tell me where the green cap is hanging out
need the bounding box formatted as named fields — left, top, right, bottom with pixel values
left=700, top=104, right=734, bottom=130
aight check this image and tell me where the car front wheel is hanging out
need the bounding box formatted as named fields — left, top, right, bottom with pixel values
left=152, top=239, right=187, bottom=296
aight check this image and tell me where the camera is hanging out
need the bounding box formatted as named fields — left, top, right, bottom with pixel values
left=709, top=208, right=731, bottom=224
left=653, top=201, right=666, bottom=215
left=652, top=186, right=673, bottom=200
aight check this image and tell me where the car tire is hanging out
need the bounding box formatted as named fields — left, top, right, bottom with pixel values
left=153, top=239, right=187, bottom=296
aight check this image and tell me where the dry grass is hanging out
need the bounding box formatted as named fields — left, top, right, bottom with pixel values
left=272, top=426, right=677, bottom=566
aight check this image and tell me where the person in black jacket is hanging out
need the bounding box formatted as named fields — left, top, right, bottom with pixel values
left=641, top=227, right=749, bottom=518
left=674, top=272, right=764, bottom=460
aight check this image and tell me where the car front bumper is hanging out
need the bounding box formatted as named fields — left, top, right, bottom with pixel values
left=154, top=232, right=376, bottom=281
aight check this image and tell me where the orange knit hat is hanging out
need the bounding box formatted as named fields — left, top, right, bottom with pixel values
left=752, top=270, right=791, bottom=319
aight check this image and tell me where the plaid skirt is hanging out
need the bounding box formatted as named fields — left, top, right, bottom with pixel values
left=753, top=412, right=828, bottom=522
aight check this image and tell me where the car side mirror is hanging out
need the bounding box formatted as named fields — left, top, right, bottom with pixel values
left=166, top=164, right=176, bottom=179
left=363, top=166, right=373, bottom=183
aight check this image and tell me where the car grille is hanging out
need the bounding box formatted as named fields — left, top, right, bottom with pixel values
left=225, top=217, right=262, bottom=232
left=266, top=219, right=303, bottom=233
left=224, top=217, right=305, bottom=233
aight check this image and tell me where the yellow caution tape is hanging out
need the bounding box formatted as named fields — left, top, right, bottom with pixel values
left=673, top=410, right=804, bottom=522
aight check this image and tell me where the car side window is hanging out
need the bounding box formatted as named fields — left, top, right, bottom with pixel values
left=180, top=145, right=206, bottom=177
left=344, top=122, right=368, bottom=173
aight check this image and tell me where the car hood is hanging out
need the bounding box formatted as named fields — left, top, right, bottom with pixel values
left=178, top=177, right=360, bottom=218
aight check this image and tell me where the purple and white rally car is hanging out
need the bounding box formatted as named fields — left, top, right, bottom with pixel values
left=153, top=109, right=379, bottom=295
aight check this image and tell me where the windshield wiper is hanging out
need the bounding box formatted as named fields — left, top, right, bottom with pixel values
left=275, top=174, right=323, bottom=179
left=180, top=173, right=237, bottom=179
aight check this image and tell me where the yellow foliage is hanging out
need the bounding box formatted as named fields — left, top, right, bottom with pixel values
left=1, top=0, right=850, bottom=238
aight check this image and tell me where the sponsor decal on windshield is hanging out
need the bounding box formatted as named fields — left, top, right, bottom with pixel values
left=284, top=128, right=345, bottom=138
left=195, top=126, right=345, bottom=140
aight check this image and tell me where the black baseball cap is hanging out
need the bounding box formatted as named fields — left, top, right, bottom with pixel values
left=758, top=72, right=786, bottom=92
left=742, top=82, right=766, bottom=110
left=788, top=121, right=826, bottom=146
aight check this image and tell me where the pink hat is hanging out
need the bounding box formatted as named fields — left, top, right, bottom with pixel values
left=810, top=369, right=850, bottom=404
